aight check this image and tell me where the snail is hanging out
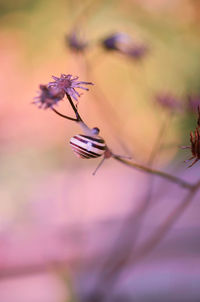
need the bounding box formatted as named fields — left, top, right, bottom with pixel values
left=69, top=123, right=130, bottom=175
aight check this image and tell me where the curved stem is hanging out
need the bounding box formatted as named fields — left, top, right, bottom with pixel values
left=51, top=107, right=77, bottom=121
left=113, top=155, right=193, bottom=190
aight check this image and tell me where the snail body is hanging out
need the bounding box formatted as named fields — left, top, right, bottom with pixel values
left=69, top=125, right=130, bottom=175
left=69, top=133, right=107, bottom=159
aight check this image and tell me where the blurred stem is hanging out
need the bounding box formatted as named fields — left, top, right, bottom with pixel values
left=131, top=111, right=174, bottom=243
left=147, top=111, right=173, bottom=165
left=103, top=179, right=200, bottom=284
left=101, top=111, right=174, bottom=281
left=131, top=179, right=200, bottom=264
left=79, top=52, right=134, bottom=157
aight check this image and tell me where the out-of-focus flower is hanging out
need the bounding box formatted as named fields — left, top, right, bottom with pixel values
left=186, top=94, right=200, bottom=112
left=48, top=74, right=93, bottom=102
left=155, top=93, right=182, bottom=112
left=66, top=29, right=88, bottom=52
left=102, top=32, right=148, bottom=60
left=102, top=33, right=129, bottom=51
left=33, top=85, right=65, bottom=109
left=121, top=44, right=148, bottom=60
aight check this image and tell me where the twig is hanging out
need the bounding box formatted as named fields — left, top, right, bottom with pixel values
left=66, top=93, right=83, bottom=122
left=51, top=107, right=77, bottom=121
left=113, top=155, right=193, bottom=189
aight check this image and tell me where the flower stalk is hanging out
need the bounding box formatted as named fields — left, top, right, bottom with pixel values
left=113, top=155, right=193, bottom=190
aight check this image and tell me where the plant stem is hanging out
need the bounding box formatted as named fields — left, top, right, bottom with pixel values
left=113, top=155, right=193, bottom=190
left=51, top=107, right=77, bottom=121
left=66, top=93, right=83, bottom=122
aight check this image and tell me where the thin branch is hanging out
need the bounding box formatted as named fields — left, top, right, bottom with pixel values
left=66, top=93, right=83, bottom=122
left=51, top=107, right=77, bottom=121
left=113, top=155, right=193, bottom=190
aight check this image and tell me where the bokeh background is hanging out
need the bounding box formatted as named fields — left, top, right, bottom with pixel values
left=0, top=0, right=200, bottom=301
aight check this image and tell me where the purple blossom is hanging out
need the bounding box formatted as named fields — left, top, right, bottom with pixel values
left=121, top=44, right=148, bottom=60
left=102, top=32, right=148, bottom=60
left=66, top=30, right=88, bottom=52
left=102, top=32, right=130, bottom=51
left=33, top=85, right=65, bottom=109
left=155, top=93, right=182, bottom=112
left=48, top=74, right=93, bottom=102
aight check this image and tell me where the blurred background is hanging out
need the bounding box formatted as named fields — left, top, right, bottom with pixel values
left=0, top=0, right=200, bottom=301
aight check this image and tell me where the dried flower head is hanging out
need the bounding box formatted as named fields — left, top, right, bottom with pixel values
left=48, top=74, right=93, bottom=102
left=34, top=85, right=65, bottom=109
left=186, top=128, right=200, bottom=167
left=155, top=93, right=182, bottom=112
left=66, top=30, right=88, bottom=52
left=183, top=107, right=200, bottom=167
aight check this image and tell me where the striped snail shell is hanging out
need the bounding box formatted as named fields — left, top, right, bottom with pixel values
left=69, top=127, right=107, bottom=159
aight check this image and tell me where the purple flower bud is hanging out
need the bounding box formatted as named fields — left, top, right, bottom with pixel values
left=102, top=32, right=148, bottom=60
left=33, top=85, right=65, bottom=109
left=48, top=74, right=94, bottom=102
left=121, top=44, right=148, bottom=60
left=66, top=30, right=88, bottom=52
left=155, top=93, right=182, bottom=112
left=102, top=32, right=130, bottom=51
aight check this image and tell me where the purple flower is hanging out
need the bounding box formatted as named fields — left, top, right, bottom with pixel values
left=102, top=32, right=130, bottom=51
left=121, top=44, right=148, bottom=60
left=66, top=30, right=88, bottom=52
left=33, top=85, right=65, bottom=109
left=48, top=74, right=93, bottom=102
left=155, top=93, right=182, bottom=112
left=102, top=32, right=148, bottom=60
